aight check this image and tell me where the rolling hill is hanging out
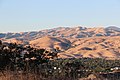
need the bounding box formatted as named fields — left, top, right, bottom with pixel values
left=1, top=26, right=120, bottom=40
left=29, top=36, right=71, bottom=50
left=1, top=26, right=120, bottom=59
left=59, top=36, right=120, bottom=58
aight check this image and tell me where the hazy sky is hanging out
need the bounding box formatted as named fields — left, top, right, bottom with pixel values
left=0, top=0, right=120, bottom=32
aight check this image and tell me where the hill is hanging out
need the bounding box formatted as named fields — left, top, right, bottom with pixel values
left=1, top=26, right=120, bottom=40
left=59, top=36, right=120, bottom=58
left=1, top=26, right=120, bottom=59
left=29, top=36, right=71, bottom=50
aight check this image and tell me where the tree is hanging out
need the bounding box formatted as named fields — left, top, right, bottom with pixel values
left=0, top=40, right=2, bottom=45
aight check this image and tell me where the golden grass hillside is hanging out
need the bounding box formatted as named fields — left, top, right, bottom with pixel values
left=59, top=36, right=120, bottom=58
left=29, top=36, right=71, bottom=50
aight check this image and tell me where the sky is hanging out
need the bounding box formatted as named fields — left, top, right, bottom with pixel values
left=0, top=0, right=120, bottom=32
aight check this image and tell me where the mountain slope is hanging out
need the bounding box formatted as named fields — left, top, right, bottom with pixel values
left=59, top=36, right=120, bottom=58
left=29, top=36, right=71, bottom=50
left=1, top=26, right=120, bottom=40
left=1, top=26, right=120, bottom=59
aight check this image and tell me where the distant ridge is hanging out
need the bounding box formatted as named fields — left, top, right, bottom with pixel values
left=105, top=26, right=120, bottom=32
left=0, top=26, right=120, bottom=40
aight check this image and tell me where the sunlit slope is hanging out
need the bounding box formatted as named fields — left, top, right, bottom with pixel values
left=29, top=36, right=71, bottom=50
left=59, top=36, right=120, bottom=58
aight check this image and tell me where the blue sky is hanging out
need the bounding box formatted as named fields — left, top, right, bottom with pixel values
left=0, top=0, right=120, bottom=32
